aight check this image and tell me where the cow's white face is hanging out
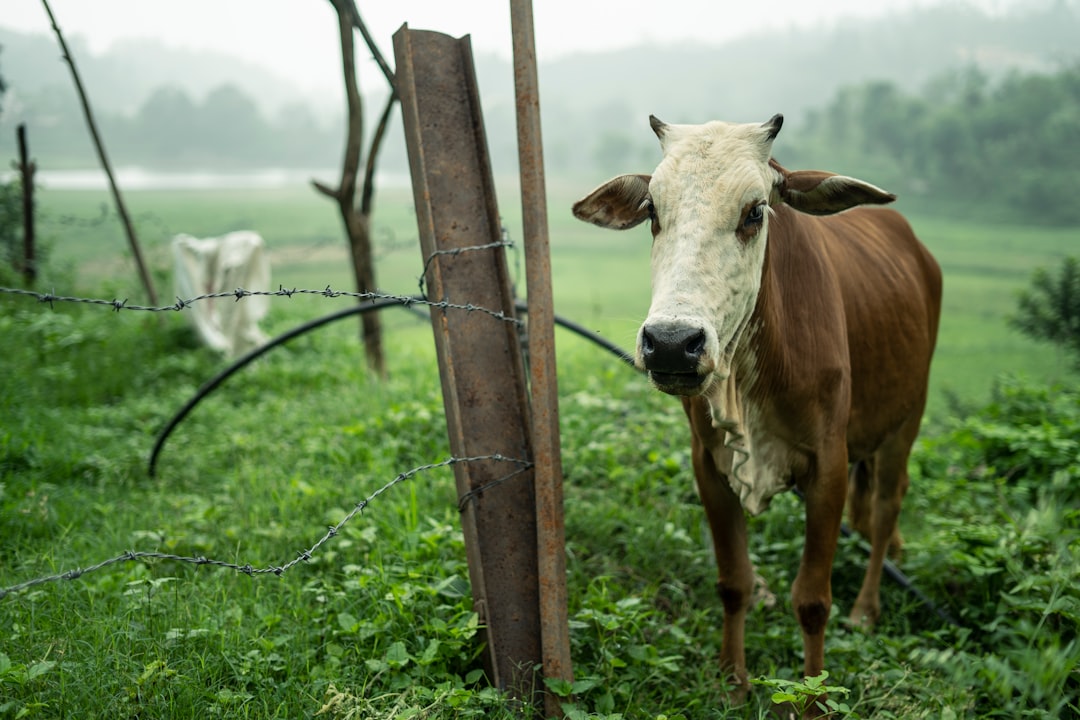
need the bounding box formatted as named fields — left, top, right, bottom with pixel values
left=573, top=114, right=894, bottom=397
left=573, top=115, right=783, bottom=396
left=639, top=117, right=780, bottom=395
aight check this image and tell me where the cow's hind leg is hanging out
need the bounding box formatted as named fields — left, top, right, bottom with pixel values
left=846, top=458, right=874, bottom=539
left=848, top=422, right=916, bottom=629
left=684, top=398, right=754, bottom=698
left=848, top=457, right=905, bottom=557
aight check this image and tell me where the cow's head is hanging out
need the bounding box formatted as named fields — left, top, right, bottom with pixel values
left=572, top=114, right=895, bottom=396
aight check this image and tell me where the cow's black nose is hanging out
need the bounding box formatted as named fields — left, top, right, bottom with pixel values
left=640, top=323, right=706, bottom=374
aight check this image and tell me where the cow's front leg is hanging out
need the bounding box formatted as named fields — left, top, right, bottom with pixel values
left=684, top=398, right=754, bottom=698
left=791, top=445, right=847, bottom=703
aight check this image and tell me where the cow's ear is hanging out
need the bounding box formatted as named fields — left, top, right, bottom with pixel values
left=771, top=160, right=895, bottom=216
left=572, top=174, right=652, bottom=230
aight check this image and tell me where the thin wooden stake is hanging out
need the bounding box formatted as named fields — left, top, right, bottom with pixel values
left=40, top=0, right=157, bottom=305
left=16, top=124, right=36, bottom=286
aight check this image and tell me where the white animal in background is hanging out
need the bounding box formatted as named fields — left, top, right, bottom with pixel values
left=172, top=230, right=271, bottom=357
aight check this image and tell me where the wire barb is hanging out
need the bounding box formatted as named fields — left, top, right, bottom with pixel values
left=418, top=240, right=514, bottom=300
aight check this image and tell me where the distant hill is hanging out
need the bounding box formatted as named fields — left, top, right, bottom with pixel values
left=1, top=1, right=1078, bottom=175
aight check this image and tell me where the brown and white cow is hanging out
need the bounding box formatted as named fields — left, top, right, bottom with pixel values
left=573, top=115, right=941, bottom=697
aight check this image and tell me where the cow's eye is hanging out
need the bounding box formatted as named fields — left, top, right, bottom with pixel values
left=744, top=204, right=765, bottom=227
left=646, top=198, right=661, bottom=236
left=736, top=202, right=766, bottom=242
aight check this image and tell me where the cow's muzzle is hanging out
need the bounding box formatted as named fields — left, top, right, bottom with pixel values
left=640, top=322, right=709, bottom=394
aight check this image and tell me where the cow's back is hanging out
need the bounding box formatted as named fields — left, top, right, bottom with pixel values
left=770, top=205, right=942, bottom=458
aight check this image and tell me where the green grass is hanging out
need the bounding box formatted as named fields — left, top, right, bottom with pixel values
left=907, top=212, right=1080, bottom=414
left=1, top=184, right=1078, bottom=718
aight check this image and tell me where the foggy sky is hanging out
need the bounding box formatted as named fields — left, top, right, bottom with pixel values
left=2, top=0, right=1016, bottom=98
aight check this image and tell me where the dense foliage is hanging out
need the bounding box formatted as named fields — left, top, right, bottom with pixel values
left=907, top=378, right=1080, bottom=717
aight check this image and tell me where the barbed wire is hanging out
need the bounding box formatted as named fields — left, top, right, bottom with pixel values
left=40, top=205, right=175, bottom=240
left=44, top=203, right=111, bottom=229
left=418, top=238, right=515, bottom=300
left=0, top=453, right=533, bottom=601
left=0, top=284, right=522, bottom=326
left=39, top=207, right=416, bottom=259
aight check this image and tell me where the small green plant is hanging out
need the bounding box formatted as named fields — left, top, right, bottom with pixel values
left=1010, top=256, right=1080, bottom=368
left=752, top=671, right=856, bottom=718
left=0, top=651, right=55, bottom=718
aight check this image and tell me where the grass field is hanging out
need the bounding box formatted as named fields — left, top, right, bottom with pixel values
left=1, top=183, right=1078, bottom=718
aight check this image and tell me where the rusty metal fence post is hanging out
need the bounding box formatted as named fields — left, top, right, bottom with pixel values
left=393, top=25, right=544, bottom=708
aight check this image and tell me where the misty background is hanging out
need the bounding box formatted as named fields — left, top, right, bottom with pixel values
left=1, top=0, right=1079, bottom=224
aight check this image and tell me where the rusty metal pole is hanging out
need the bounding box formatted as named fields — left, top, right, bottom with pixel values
left=510, top=1, right=574, bottom=714
left=393, top=25, right=544, bottom=709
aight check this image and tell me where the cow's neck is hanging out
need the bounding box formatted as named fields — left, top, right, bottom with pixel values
left=711, top=207, right=796, bottom=416
left=698, top=209, right=804, bottom=512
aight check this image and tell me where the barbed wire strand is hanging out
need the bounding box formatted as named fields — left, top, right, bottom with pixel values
left=418, top=239, right=514, bottom=300
left=0, top=285, right=522, bottom=326
left=0, top=454, right=532, bottom=601
left=457, top=463, right=533, bottom=512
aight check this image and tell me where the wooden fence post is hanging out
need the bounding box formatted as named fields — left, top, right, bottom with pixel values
left=16, top=124, right=36, bottom=285
left=41, top=0, right=157, bottom=305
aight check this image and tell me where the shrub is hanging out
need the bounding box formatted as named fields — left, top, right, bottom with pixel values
left=1010, top=256, right=1080, bottom=368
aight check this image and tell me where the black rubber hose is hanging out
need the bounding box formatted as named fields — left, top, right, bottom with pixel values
left=148, top=296, right=635, bottom=477
left=521, top=300, right=636, bottom=369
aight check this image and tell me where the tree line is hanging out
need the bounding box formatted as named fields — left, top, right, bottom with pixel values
left=783, top=63, right=1080, bottom=226
left=8, top=80, right=347, bottom=170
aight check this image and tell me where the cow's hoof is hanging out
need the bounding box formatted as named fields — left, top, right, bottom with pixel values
left=770, top=696, right=829, bottom=719
left=722, top=672, right=750, bottom=705
left=847, top=603, right=880, bottom=630
left=770, top=701, right=799, bottom=720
